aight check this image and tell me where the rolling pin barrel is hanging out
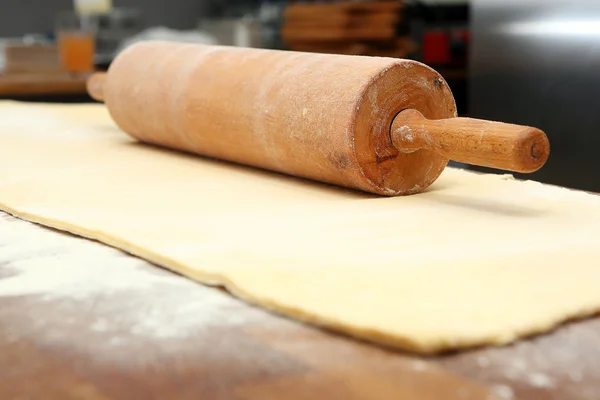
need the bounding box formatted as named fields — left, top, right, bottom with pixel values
left=91, top=41, right=549, bottom=195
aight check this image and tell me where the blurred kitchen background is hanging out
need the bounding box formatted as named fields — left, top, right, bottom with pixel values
left=0, top=0, right=598, bottom=192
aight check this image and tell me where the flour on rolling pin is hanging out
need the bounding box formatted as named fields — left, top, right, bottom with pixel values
left=88, top=41, right=550, bottom=196
left=0, top=212, right=275, bottom=354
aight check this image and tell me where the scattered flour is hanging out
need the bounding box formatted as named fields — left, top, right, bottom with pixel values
left=510, top=358, right=527, bottom=371
left=503, top=369, right=520, bottom=380
left=490, top=384, right=514, bottom=399
left=456, top=387, right=472, bottom=399
left=395, top=125, right=414, bottom=143
left=0, top=212, right=272, bottom=345
left=476, top=355, right=491, bottom=368
left=527, top=372, right=555, bottom=389
left=567, top=370, right=583, bottom=382
left=411, top=360, right=429, bottom=371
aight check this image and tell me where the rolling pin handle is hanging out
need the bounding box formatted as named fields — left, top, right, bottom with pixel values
left=390, top=109, right=550, bottom=173
left=86, top=72, right=106, bottom=103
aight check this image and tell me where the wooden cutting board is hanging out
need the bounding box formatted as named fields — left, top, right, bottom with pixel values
left=1, top=210, right=599, bottom=400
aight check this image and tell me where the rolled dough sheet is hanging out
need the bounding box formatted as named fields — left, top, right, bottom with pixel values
left=1, top=101, right=599, bottom=354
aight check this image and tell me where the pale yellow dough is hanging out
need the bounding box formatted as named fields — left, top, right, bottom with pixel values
left=1, top=101, right=600, bottom=354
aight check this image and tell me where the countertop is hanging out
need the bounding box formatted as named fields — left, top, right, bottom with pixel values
left=0, top=211, right=598, bottom=400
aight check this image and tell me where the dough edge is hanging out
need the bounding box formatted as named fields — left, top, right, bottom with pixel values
left=2, top=199, right=599, bottom=355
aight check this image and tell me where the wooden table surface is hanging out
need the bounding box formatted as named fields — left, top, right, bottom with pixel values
left=0, top=209, right=598, bottom=400
left=0, top=72, right=90, bottom=97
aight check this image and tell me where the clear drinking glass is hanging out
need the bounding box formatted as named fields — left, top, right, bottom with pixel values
left=55, top=11, right=96, bottom=73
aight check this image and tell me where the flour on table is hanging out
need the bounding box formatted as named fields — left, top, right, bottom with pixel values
left=0, top=212, right=274, bottom=345
left=490, top=384, right=514, bottom=399
left=527, top=372, right=555, bottom=389
left=476, top=355, right=491, bottom=368
left=568, top=370, right=583, bottom=382
left=510, top=358, right=526, bottom=371
left=411, top=360, right=429, bottom=371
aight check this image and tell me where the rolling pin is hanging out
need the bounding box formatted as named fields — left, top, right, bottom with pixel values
left=87, top=41, right=549, bottom=195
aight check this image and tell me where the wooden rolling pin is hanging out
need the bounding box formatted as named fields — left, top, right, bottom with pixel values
left=87, top=41, right=549, bottom=195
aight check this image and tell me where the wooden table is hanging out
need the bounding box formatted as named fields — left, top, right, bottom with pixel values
left=0, top=210, right=598, bottom=400
left=0, top=72, right=90, bottom=98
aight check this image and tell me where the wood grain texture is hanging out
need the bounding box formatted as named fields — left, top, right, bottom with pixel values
left=1, top=210, right=599, bottom=399
left=391, top=108, right=550, bottom=173
left=95, top=42, right=549, bottom=196
left=280, top=0, right=404, bottom=64
left=100, top=41, right=456, bottom=195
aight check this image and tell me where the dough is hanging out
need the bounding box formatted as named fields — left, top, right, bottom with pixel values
left=1, top=101, right=599, bottom=354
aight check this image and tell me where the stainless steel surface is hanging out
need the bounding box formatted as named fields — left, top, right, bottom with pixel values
left=470, top=0, right=600, bottom=192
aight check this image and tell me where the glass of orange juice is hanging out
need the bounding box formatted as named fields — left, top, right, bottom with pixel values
left=56, top=11, right=96, bottom=74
